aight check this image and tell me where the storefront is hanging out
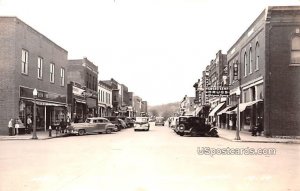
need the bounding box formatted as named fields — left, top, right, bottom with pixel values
left=19, top=86, right=67, bottom=131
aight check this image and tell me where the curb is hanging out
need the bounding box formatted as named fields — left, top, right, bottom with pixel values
left=219, top=135, right=300, bottom=144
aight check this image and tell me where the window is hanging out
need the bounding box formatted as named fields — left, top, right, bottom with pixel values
left=291, top=35, right=300, bottom=65
left=21, top=49, right=28, bottom=74
left=50, top=63, right=55, bottom=83
left=249, top=47, right=252, bottom=74
left=37, top=57, right=43, bottom=79
left=60, top=68, right=65, bottom=86
left=244, top=52, right=247, bottom=77
left=255, top=42, right=259, bottom=70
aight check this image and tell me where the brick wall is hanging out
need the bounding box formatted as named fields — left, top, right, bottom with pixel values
left=0, top=17, right=68, bottom=135
left=266, top=8, right=300, bottom=136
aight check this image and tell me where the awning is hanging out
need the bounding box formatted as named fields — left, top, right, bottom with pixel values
left=217, top=105, right=236, bottom=115
left=209, top=102, right=225, bottom=117
left=230, top=99, right=263, bottom=113
left=35, top=101, right=67, bottom=107
left=194, top=106, right=203, bottom=116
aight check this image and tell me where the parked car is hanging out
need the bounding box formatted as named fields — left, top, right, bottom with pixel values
left=104, top=116, right=123, bottom=131
left=155, top=117, right=165, bottom=126
left=119, top=117, right=135, bottom=128
left=118, top=119, right=127, bottom=129
left=177, top=116, right=218, bottom=137
left=68, top=117, right=117, bottom=136
left=134, top=117, right=150, bottom=131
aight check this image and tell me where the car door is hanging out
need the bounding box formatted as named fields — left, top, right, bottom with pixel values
left=98, top=119, right=106, bottom=132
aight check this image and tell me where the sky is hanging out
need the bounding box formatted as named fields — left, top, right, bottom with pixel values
left=1, top=0, right=299, bottom=106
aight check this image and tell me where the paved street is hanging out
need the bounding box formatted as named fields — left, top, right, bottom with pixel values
left=0, top=123, right=299, bottom=191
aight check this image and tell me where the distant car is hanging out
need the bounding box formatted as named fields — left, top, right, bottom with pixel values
left=155, top=117, right=165, bottom=126
left=69, top=117, right=117, bottom=136
left=169, top=117, right=179, bottom=130
left=119, top=117, right=135, bottom=128
left=134, top=117, right=150, bottom=131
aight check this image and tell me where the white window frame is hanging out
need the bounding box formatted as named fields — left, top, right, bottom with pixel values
left=60, top=67, right=65, bottom=86
left=21, top=49, right=28, bottom=75
left=249, top=47, right=252, bottom=74
left=37, top=57, right=43, bottom=79
left=50, top=63, right=55, bottom=83
left=255, top=42, right=259, bottom=70
left=244, top=52, right=247, bottom=77
left=291, top=35, right=300, bottom=66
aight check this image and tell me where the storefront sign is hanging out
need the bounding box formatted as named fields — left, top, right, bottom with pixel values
left=206, top=87, right=229, bottom=96
left=73, top=86, right=85, bottom=98
left=20, top=86, right=66, bottom=104
left=233, top=62, right=238, bottom=81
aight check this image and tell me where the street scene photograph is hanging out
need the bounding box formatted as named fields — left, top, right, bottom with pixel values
left=0, top=0, right=300, bottom=191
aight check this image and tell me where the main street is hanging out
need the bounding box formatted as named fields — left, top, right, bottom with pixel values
left=0, top=123, right=299, bottom=191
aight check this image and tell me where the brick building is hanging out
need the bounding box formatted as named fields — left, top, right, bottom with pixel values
left=0, top=17, right=68, bottom=134
left=67, top=57, right=98, bottom=120
left=224, top=6, right=300, bottom=136
left=98, top=81, right=112, bottom=117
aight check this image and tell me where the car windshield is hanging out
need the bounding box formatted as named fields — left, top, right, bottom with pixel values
left=136, top=117, right=148, bottom=123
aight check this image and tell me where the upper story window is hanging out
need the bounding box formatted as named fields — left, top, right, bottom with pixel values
left=50, top=63, right=55, bottom=83
left=244, top=52, right=248, bottom=77
left=291, top=35, right=300, bottom=66
left=21, top=49, right=29, bottom=75
left=249, top=47, right=252, bottom=74
left=255, top=42, right=259, bottom=70
left=60, top=68, right=65, bottom=86
left=37, top=57, right=43, bottom=79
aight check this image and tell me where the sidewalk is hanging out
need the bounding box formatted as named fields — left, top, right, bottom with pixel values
left=0, top=130, right=67, bottom=141
left=217, top=128, right=300, bottom=144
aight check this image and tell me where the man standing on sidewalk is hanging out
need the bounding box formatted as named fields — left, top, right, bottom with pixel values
left=8, top=119, right=13, bottom=136
left=26, top=115, right=32, bottom=134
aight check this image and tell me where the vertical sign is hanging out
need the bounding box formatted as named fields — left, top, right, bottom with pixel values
left=233, top=62, right=238, bottom=81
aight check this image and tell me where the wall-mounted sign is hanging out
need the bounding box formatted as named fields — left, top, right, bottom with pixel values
left=205, top=87, right=229, bottom=96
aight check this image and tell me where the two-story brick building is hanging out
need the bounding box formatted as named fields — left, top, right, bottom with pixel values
left=0, top=17, right=68, bottom=134
left=225, top=6, right=300, bottom=136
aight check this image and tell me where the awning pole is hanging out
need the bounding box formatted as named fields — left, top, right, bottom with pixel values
left=44, top=106, right=47, bottom=132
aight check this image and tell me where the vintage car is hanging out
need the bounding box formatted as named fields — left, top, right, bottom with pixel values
left=134, top=117, right=150, bottom=131
left=69, top=117, right=117, bottom=136
left=104, top=116, right=125, bottom=131
left=155, top=117, right=165, bottom=126
left=177, top=116, right=218, bottom=137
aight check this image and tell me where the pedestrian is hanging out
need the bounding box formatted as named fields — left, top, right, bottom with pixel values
left=60, top=119, right=67, bottom=133
left=14, top=118, right=20, bottom=135
left=8, top=118, right=13, bottom=136
left=48, top=125, right=52, bottom=137
left=26, top=115, right=32, bottom=134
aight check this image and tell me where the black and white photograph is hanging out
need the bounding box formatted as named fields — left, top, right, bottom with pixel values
left=0, top=0, right=300, bottom=190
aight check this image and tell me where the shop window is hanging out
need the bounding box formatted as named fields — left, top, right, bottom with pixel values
left=291, top=35, right=300, bottom=66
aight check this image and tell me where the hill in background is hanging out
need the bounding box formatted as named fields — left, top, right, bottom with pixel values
left=148, top=102, right=180, bottom=119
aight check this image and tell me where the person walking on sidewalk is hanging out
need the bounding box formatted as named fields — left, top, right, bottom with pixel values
left=60, top=119, right=67, bottom=133
left=26, top=115, right=32, bottom=134
left=8, top=118, right=13, bottom=136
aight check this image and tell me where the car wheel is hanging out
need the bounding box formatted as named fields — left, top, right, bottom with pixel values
left=106, top=129, right=112, bottom=134
left=78, top=129, right=85, bottom=136
left=147, top=128, right=149, bottom=131
left=179, top=132, right=184, bottom=136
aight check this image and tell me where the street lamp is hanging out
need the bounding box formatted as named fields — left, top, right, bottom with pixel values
left=32, top=88, right=38, bottom=139
left=235, top=87, right=241, bottom=140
